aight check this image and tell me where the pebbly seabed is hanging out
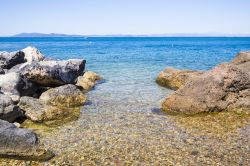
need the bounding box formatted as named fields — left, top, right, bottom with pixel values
left=0, top=37, right=250, bottom=165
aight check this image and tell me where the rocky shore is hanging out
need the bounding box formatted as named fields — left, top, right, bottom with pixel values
left=0, top=47, right=102, bottom=160
left=157, top=51, right=250, bottom=115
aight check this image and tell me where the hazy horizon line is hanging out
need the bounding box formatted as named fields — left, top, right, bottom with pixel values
left=2, top=32, right=250, bottom=37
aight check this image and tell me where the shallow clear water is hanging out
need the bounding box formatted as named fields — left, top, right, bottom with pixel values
left=0, top=37, right=250, bottom=165
left=1, top=37, right=250, bottom=112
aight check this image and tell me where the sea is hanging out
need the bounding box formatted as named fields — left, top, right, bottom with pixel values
left=0, top=37, right=250, bottom=165
left=1, top=37, right=250, bottom=112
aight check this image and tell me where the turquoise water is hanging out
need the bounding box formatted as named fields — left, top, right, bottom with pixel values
left=1, top=37, right=250, bottom=165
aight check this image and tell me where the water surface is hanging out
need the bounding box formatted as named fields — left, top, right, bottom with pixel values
left=0, top=37, right=250, bottom=165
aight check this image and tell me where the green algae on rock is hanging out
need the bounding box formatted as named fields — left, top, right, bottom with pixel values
left=20, top=107, right=81, bottom=133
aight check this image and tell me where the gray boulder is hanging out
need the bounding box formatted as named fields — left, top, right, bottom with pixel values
left=162, top=51, right=250, bottom=114
left=0, top=94, right=24, bottom=122
left=0, top=72, right=38, bottom=102
left=40, top=84, right=87, bottom=107
left=19, top=59, right=86, bottom=86
left=0, top=119, right=38, bottom=156
left=0, top=51, right=25, bottom=69
left=0, top=119, right=54, bottom=160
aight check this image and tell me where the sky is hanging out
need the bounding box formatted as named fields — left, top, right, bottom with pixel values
left=0, top=0, right=250, bottom=36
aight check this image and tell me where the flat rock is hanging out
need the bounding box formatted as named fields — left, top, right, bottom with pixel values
left=162, top=51, right=250, bottom=114
left=0, top=51, right=25, bottom=69
left=0, top=72, right=38, bottom=102
left=40, top=84, right=87, bottom=107
left=76, top=71, right=102, bottom=90
left=19, top=59, right=86, bottom=86
left=0, top=119, right=54, bottom=161
left=0, top=94, right=24, bottom=122
left=22, top=46, right=45, bottom=62
left=156, top=68, right=203, bottom=90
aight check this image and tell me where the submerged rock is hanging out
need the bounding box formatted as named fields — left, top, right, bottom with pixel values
left=0, top=119, right=54, bottom=161
left=156, top=68, right=203, bottom=90
left=22, top=46, right=45, bottom=62
left=19, top=59, right=86, bottom=86
left=40, top=84, right=86, bottom=107
left=162, top=51, right=250, bottom=114
left=0, top=51, right=25, bottom=69
left=0, top=94, right=24, bottom=122
left=0, top=72, right=37, bottom=102
left=76, top=71, right=102, bottom=90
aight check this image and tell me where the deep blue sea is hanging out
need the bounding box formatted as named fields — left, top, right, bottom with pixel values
left=1, top=37, right=250, bottom=112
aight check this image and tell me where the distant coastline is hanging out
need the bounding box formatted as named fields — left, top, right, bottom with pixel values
left=2, top=33, right=250, bottom=38
left=11, top=33, right=84, bottom=37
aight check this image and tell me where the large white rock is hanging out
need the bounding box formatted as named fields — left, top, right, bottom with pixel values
left=22, top=46, right=45, bottom=62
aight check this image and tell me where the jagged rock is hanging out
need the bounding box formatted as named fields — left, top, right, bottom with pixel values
left=162, top=51, right=250, bottom=114
left=0, top=119, right=54, bottom=161
left=76, top=71, right=102, bottom=90
left=231, top=51, right=250, bottom=71
left=22, top=46, right=45, bottom=62
left=0, top=72, right=38, bottom=102
left=19, top=59, right=86, bottom=86
left=0, top=94, right=24, bottom=122
left=0, top=51, right=25, bottom=69
left=156, top=68, right=203, bottom=90
left=40, top=84, right=86, bottom=107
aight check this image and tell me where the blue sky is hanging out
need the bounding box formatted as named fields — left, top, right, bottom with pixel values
left=0, top=0, right=250, bottom=36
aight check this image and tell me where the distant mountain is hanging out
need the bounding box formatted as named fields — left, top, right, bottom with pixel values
left=12, top=33, right=84, bottom=37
